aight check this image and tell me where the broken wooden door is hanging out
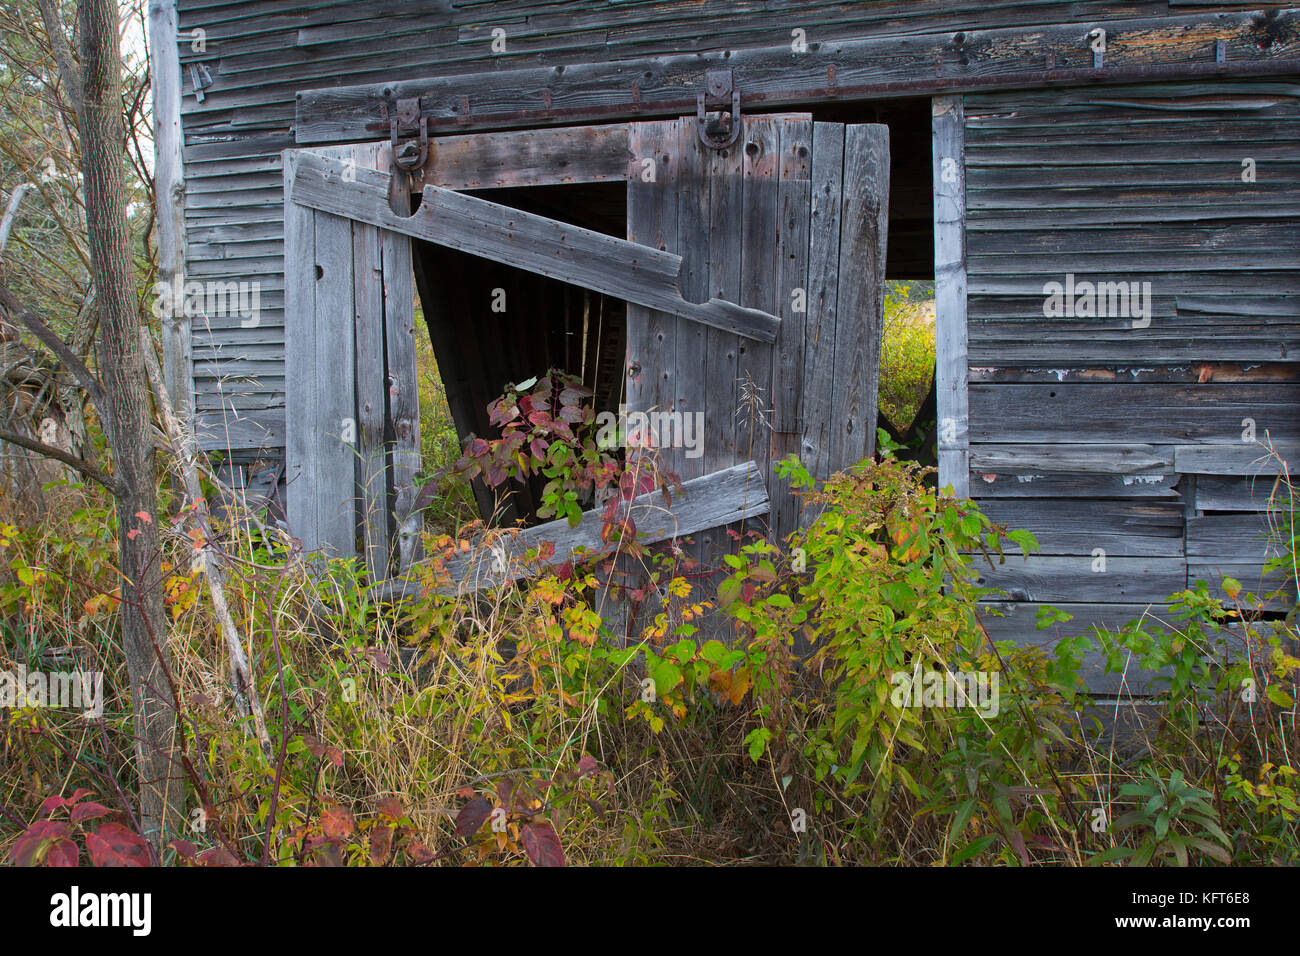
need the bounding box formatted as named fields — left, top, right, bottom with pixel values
left=283, top=116, right=888, bottom=591
left=625, top=115, right=890, bottom=552
left=284, top=143, right=422, bottom=578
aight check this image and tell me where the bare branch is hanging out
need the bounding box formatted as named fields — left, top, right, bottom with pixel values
left=140, top=327, right=272, bottom=754
left=36, top=0, right=84, bottom=122
left=0, top=185, right=31, bottom=254
left=0, top=280, right=109, bottom=424
left=0, top=423, right=125, bottom=496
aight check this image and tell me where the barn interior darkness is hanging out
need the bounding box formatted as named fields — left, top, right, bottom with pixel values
left=410, top=98, right=935, bottom=525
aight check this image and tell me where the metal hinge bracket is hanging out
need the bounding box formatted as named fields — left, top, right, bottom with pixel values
left=384, top=96, right=429, bottom=172
left=697, top=69, right=742, bottom=150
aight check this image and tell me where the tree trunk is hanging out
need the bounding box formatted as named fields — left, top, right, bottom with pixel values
left=78, top=0, right=180, bottom=850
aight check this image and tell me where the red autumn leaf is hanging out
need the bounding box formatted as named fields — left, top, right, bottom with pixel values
left=196, top=846, right=240, bottom=867
left=407, top=840, right=436, bottom=865
left=11, top=820, right=70, bottom=866
left=303, top=734, right=345, bottom=768
left=312, top=842, right=342, bottom=867
left=320, top=807, right=355, bottom=840
left=376, top=797, right=403, bottom=821
left=520, top=821, right=565, bottom=867
left=168, top=839, right=198, bottom=862
left=85, top=822, right=149, bottom=867
left=496, top=778, right=517, bottom=812
left=576, top=754, right=599, bottom=778
left=453, top=796, right=493, bottom=840
left=559, top=385, right=591, bottom=406
left=369, top=824, right=394, bottom=865
left=134, top=511, right=152, bottom=524
left=38, top=795, right=70, bottom=817
left=45, top=838, right=78, bottom=868
left=127, top=529, right=141, bottom=541
left=70, top=802, right=112, bottom=824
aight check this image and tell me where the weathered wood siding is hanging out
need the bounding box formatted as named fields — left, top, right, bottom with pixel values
left=174, top=0, right=1291, bottom=456
left=957, top=79, right=1299, bottom=641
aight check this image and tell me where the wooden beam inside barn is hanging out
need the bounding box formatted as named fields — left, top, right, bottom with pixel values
left=296, top=9, right=1300, bottom=142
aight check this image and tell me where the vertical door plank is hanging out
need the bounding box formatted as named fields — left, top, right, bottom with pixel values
left=703, top=135, right=744, bottom=482
left=800, top=122, right=846, bottom=506
left=932, top=96, right=970, bottom=498
left=737, top=115, right=781, bottom=513
left=283, top=149, right=321, bottom=551
left=832, top=124, right=890, bottom=471
left=314, top=208, right=358, bottom=559
left=353, top=217, right=389, bottom=580
left=382, top=228, right=423, bottom=572
left=625, top=120, right=680, bottom=440
left=674, top=121, right=712, bottom=485
left=770, top=117, right=813, bottom=539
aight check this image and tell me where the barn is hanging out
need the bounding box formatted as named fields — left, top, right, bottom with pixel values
left=147, top=1, right=1300, bottom=668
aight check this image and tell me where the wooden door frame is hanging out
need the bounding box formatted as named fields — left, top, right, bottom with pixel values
left=282, top=124, right=779, bottom=585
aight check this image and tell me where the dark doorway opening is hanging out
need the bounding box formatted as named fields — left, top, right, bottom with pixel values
left=807, top=97, right=938, bottom=465
left=411, top=182, right=628, bottom=526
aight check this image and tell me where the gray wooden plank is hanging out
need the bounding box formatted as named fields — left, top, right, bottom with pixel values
left=970, top=442, right=1174, bottom=475
left=1188, top=561, right=1298, bottom=607
left=771, top=116, right=813, bottom=434
left=382, top=228, right=422, bottom=573
left=353, top=217, right=389, bottom=581
left=1195, top=474, right=1289, bottom=511
left=699, top=114, right=745, bottom=572
left=798, top=122, right=845, bottom=500
left=625, top=118, right=680, bottom=461
left=978, top=602, right=1250, bottom=697
left=980, top=499, right=1185, bottom=556
left=295, top=10, right=1300, bottom=142
left=769, top=116, right=813, bottom=539
left=832, top=122, right=889, bottom=471
left=419, top=122, right=633, bottom=190
left=195, top=408, right=284, bottom=452
left=673, top=115, right=712, bottom=484
left=283, top=148, right=320, bottom=547
left=314, top=208, right=358, bottom=559
left=1187, top=513, right=1283, bottom=561
left=290, top=152, right=781, bottom=343
left=735, top=114, right=781, bottom=501
left=972, top=554, right=1188, bottom=603
left=969, top=384, right=1300, bottom=444
left=972, top=470, right=1182, bottom=498
left=148, top=0, right=192, bottom=421
left=393, top=460, right=770, bottom=595
left=933, top=96, right=969, bottom=498
left=1174, top=442, right=1299, bottom=475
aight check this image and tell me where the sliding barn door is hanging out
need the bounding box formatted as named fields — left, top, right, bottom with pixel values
left=283, top=119, right=887, bottom=595
left=284, top=145, right=421, bottom=577
left=626, top=116, right=890, bottom=550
